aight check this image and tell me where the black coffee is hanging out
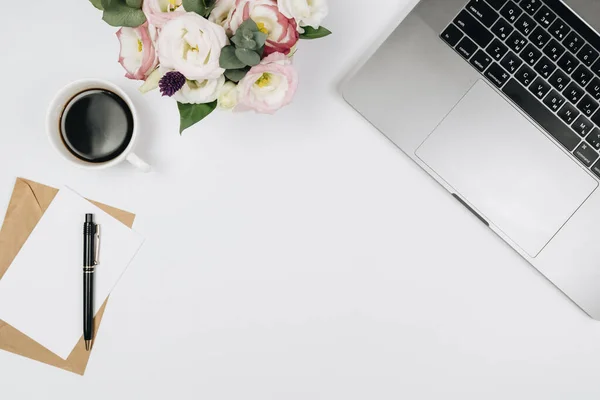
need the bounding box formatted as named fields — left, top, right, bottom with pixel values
left=60, top=89, right=134, bottom=163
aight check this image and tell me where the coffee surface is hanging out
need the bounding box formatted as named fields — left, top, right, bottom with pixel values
left=61, top=90, right=134, bottom=163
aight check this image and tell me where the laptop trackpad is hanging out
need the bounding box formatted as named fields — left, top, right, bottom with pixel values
left=416, top=80, right=597, bottom=257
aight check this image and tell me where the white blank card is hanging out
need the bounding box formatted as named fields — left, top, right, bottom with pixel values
left=0, top=187, right=144, bottom=359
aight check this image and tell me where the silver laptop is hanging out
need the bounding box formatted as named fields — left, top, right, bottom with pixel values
left=343, top=0, right=600, bottom=319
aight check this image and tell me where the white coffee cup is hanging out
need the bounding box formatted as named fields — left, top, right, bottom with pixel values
left=46, top=79, right=151, bottom=172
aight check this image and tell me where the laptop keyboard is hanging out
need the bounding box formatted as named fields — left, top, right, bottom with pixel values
left=441, top=0, right=600, bottom=178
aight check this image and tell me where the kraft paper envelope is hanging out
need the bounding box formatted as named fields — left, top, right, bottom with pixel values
left=0, top=178, right=135, bottom=375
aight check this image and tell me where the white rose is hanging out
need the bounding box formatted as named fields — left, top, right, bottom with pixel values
left=217, top=81, right=240, bottom=110
left=277, top=0, right=328, bottom=29
left=174, top=76, right=226, bottom=104
left=209, top=0, right=235, bottom=27
left=158, top=12, right=228, bottom=81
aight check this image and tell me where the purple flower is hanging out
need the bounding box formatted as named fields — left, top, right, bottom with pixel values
left=159, top=71, right=186, bottom=97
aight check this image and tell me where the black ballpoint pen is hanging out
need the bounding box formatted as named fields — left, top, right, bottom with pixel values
left=83, top=214, right=99, bottom=351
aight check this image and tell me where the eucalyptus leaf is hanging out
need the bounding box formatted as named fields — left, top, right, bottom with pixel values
left=90, top=0, right=104, bottom=10
left=225, top=68, right=250, bottom=83
left=299, top=26, right=332, bottom=39
left=220, top=46, right=246, bottom=69
left=230, top=34, right=244, bottom=48
left=239, top=18, right=259, bottom=32
left=241, top=38, right=257, bottom=50
left=125, top=0, right=142, bottom=8
left=103, top=4, right=147, bottom=27
left=182, top=0, right=215, bottom=17
left=235, top=48, right=260, bottom=67
left=100, top=0, right=114, bottom=9
left=178, top=101, right=218, bottom=134
left=242, top=29, right=254, bottom=40
left=253, top=31, right=268, bottom=48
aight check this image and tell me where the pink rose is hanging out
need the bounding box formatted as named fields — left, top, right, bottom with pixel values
left=226, top=0, right=299, bottom=56
left=142, top=0, right=186, bottom=29
left=237, top=53, right=298, bottom=114
left=116, top=23, right=158, bottom=80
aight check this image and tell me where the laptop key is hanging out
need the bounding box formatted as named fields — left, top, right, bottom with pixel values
left=530, top=26, right=551, bottom=49
left=548, top=69, right=571, bottom=91
left=486, top=38, right=509, bottom=61
left=530, top=76, right=551, bottom=99
left=441, top=24, right=464, bottom=47
left=565, top=82, right=585, bottom=104
left=586, top=128, right=600, bottom=150
left=574, top=143, right=598, bottom=167
left=470, top=49, right=493, bottom=72
left=591, top=59, right=600, bottom=76
left=521, top=44, right=542, bottom=66
left=487, top=0, right=509, bottom=10
left=500, top=1, right=523, bottom=23
left=454, top=10, right=493, bottom=48
left=593, top=109, right=600, bottom=127
left=514, top=14, right=536, bottom=36
left=564, top=31, right=584, bottom=54
left=591, top=160, right=600, bottom=178
left=533, top=5, right=556, bottom=28
left=501, top=51, right=522, bottom=73
left=548, top=18, right=571, bottom=41
left=573, top=65, right=593, bottom=87
left=543, top=39, right=565, bottom=62
left=507, top=31, right=527, bottom=53
left=485, top=62, right=510, bottom=88
left=572, top=114, right=594, bottom=137
left=586, top=77, right=600, bottom=101
left=557, top=52, right=580, bottom=74
left=577, top=94, right=600, bottom=117
left=534, top=56, right=556, bottom=78
left=544, top=90, right=566, bottom=112
left=515, top=64, right=537, bottom=86
left=456, top=37, right=478, bottom=59
left=502, top=79, right=581, bottom=151
left=466, top=0, right=499, bottom=28
left=520, top=0, right=542, bottom=16
left=558, top=103, right=580, bottom=125
left=577, top=44, right=599, bottom=67
left=491, top=18, right=513, bottom=41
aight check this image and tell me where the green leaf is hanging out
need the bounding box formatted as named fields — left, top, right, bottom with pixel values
left=90, top=0, right=104, bottom=10
left=225, top=68, right=250, bottom=82
left=299, top=26, right=332, bottom=39
left=125, top=0, right=142, bottom=8
left=242, top=29, right=254, bottom=40
left=178, top=101, right=218, bottom=134
left=230, top=34, right=244, bottom=48
left=235, top=48, right=260, bottom=67
left=253, top=31, right=268, bottom=48
left=220, top=46, right=246, bottom=69
left=103, top=5, right=147, bottom=27
left=101, top=0, right=114, bottom=9
left=239, top=18, right=258, bottom=32
left=240, top=38, right=257, bottom=50
left=182, top=0, right=215, bottom=17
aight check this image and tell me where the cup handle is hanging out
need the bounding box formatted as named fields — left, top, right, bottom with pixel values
left=126, top=152, right=152, bottom=172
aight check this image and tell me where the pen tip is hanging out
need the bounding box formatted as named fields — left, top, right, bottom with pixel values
left=85, top=340, right=92, bottom=351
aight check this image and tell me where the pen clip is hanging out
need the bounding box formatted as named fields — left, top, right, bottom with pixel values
left=94, top=224, right=100, bottom=266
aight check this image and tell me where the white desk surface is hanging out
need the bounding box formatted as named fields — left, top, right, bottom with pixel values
left=2, top=1, right=600, bottom=398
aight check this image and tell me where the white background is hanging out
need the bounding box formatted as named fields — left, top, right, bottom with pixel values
left=2, top=0, right=600, bottom=398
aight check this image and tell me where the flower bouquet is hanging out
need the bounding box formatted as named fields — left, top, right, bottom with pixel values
left=89, top=0, right=331, bottom=133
